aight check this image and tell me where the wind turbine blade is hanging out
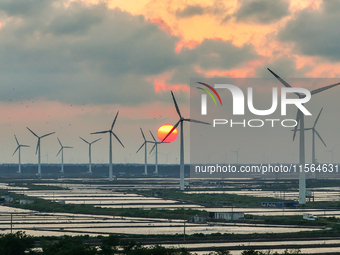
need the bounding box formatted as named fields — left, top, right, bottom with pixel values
left=314, top=130, right=327, bottom=147
left=91, top=138, right=101, bottom=144
left=64, top=146, right=73, bottom=149
left=41, top=132, right=55, bottom=138
left=112, top=132, right=125, bottom=148
left=14, top=135, right=19, bottom=146
left=140, top=128, right=146, bottom=141
left=162, top=121, right=180, bottom=142
left=91, top=130, right=109, bottom=135
left=149, top=130, right=157, bottom=142
left=111, top=111, right=119, bottom=131
left=184, top=119, right=210, bottom=125
left=311, top=82, right=340, bottom=95
left=12, top=146, right=19, bottom=156
left=79, top=137, right=89, bottom=144
left=292, top=110, right=301, bottom=141
left=27, top=127, right=38, bottom=138
left=267, top=68, right=302, bottom=98
left=57, top=137, right=62, bottom=147
left=136, top=142, right=145, bottom=153
left=35, top=140, right=40, bottom=155
left=149, top=143, right=156, bottom=154
left=21, top=145, right=30, bottom=148
left=171, top=91, right=182, bottom=118
left=56, top=148, right=62, bottom=156
left=313, top=108, right=323, bottom=128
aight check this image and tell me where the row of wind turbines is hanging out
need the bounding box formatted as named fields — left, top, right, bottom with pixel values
left=12, top=91, right=209, bottom=188
left=12, top=68, right=339, bottom=203
left=13, top=128, right=101, bottom=176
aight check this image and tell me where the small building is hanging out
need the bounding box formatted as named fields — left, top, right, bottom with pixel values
left=193, top=215, right=207, bottom=223
left=1, top=195, right=13, bottom=203
left=209, top=212, right=244, bottom=220
left=19, top=199, right=34, bottom=205
left=261, top=201, right=298, bottom=208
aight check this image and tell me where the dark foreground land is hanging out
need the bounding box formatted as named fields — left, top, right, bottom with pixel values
left=0, top=231, right=314, bottom=255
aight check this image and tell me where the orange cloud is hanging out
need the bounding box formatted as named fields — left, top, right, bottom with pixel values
left=148, top=71, right=189, bottom=93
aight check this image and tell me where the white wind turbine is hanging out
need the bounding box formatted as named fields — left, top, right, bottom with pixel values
left=149, top=130, right=168, bottom=174
left=290, top=151, right=296, bottom=163
left=303, top=108, right=327, bottom=164
left=159, top=152, right=171, bottom=164
left=163, top=91, right=210, bottom=191
left=91, top=111, right=124, bottom=181
left=79, top=137, right=101, bottom=174
left=136, top=128, right=152, bottom=175
left=294, top=109, right=326, bottom=179
left=27, top=127, right=55, bottom=176
left=43, top=151, right=51, bottom=164
left=326, top=145, right=336, bottom=163
left=231, top=148, right=240, bottom=164
left=268, top=68, right=340, bottom=204
left=13, top=135, right=30, bottom=174
left=56, top=137, right=73, bottom=173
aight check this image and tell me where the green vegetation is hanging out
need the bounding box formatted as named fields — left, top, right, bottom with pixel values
left=0, top=232, right=35, bottom=255
left=2, top=189, right=207, bottom=219
left=0, top=232, right=302, bottom=255
left=136, top=189, right=291, bottom=207
left=244, top=214, right=326, bottom=226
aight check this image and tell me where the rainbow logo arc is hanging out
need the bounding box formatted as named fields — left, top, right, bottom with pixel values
left=196, top=82, right=222, bottom=106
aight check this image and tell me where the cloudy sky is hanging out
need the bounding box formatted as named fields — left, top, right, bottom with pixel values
left=1, top=0, right=340, bottom=165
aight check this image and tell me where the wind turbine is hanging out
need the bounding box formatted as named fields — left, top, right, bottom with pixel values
left=56, top=137, right=73, bottom=173
left=304, top=108, right=327, bottom=164
left=224, top=152, right=228, bottom=164
left=149, top=130, right=168, bottom=174
left=289, top=151, right=296, bottom=163
left=163, top=91, right=210, bottom=191
left=43, top=151, right=50, bottom=164
left=268, top=68, right=340, bottom=204
left=12, top=135, right=30, bottom=174
left=136, top=128, right=152, bottom=175
left=326, top=145, right=336, bottom=163
left=294, top=109, right=326, bottom=180
left=79, top=137, right=101, bottom=174
left=159, top=152, right=171, bottom=164
left=27, top=127, right=55, bottom=176
left=231, top=148, right=240, bottom=164
left=91, top=111, right=124, bottom=181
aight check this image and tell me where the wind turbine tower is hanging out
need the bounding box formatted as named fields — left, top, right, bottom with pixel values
left=149, top=130, right=168, bottom=174
left=326, top=146, right=336, bottom=163
left=305, top=108, right=327, bottom=164
left=136, top=128, right=152, bottom=175
left=27, top=127, right=55, bottom=176
left=56, top=137, right=73, bottom=173
left=13, top=135, right=30, bottom=174
left=91, top=111, right=124, bottom=181
left=80, top=137, right=101, bottom=174
left=268, top=68, right=340, bottom=204
left=163, top=91, right=209, bottom=191
left=231, top=148, right=240, bottom=164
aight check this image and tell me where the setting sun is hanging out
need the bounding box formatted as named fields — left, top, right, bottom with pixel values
left=157, top=124, right=178, bottom=143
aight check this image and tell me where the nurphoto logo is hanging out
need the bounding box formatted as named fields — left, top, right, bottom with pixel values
left=197, top=82, right=312, bottom=128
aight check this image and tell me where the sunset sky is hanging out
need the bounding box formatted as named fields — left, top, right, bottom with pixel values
left=1, top=0, right=340, bottom=165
